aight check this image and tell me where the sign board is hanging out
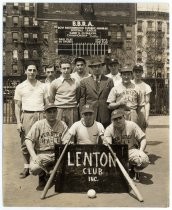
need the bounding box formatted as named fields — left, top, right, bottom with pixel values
left=55, top=144, right=129, bottom=193
left=36, top=3, right=136, bottom=24
left=57, top=21, right=109, bottom=55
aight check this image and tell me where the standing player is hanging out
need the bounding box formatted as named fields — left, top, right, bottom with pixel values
left=132, top=64, right=152, bottom=132
left=14, top=62, right=47, bottom=178
left=63, top=104, right=105, bottom=144
left=104, top=109, right=149, bottom=182
left=107, top=66, right=144, bottom=125
left=105, top=58, right=122, bottom=86
left=44, top=64, right=56, bottom=101
left=71, top=57, right=91, bottom=83
left=49, top=58, right=80, bottom=127
left=79, top=57, right=114, bottom=128
left=25, top=104, right=68, bottom=191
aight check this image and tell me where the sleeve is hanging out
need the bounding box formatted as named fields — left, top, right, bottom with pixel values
left=133, top=122, right=146, bottom=143
left=104, top=126, right=113, bottom=144
left=49, top=80, right=57, bottom=101
left=25, top=122, right=40, bottom=143
left=146, top=84, right=152, bottom=95
left=97, top=122, right=105, bottom=136
left=68, top=122, right=78, bottom=136
left=14, top=85, right=21, bottom=101
left=107, top=87, right=116, bottom=103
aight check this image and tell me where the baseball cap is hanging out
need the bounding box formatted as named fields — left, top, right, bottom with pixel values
left=120, top=66, right=133, bottom=73
left=44, top=103, right=57, bottom=111
left=108, top=58, right=119, bottom=65
left=73, top=57, right=86, bottom=65
left=133, top=64, right=143, bottom=71
left=88, top=57, right=105, bottom=67
left=111, top=109, right=124, bottom=120
left=81, top=104, right=94, bottom=114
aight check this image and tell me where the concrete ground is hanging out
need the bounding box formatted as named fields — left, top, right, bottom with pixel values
left=2, top=116, right=169, bottom=207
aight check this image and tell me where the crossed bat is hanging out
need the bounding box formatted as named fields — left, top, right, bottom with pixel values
left=40, top=139, right=144, bottom=202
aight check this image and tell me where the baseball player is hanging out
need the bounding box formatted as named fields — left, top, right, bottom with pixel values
left=14, top=62, right=48, bottom=179
left=63, top=104, right=105, bottom=144
left=105, top=58, right=122, bottom=86
left=132, top=64, right=152, bottom=132
left=49, top=58, right=80, bottom=127
left=71, top=57, right=91, bottom=83
left=25, top=104, right=68, bottom=191
left=104, top=109, right=149, bottom=182
left=107, top=66, right=145, bottom=125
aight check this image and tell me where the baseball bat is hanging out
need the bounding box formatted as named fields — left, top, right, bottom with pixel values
left=40, top=139, right=71, bottom=199
left=104, top=140, right=144, bottom=202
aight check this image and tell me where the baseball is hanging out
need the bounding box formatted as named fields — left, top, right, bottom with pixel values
left=87, top=189, right=96, bottom=198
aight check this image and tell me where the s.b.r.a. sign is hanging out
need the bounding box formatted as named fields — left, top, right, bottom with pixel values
left=55, top=144, right=129, bottom=193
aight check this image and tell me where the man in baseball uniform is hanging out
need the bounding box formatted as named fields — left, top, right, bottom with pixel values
left=25, top=104, right=68, bottom=191
left=132, top=64, right=152, bottom=132
left=63, top=104, right=105, bottom=144
left=104, top=109, right=149, bottom=182
left=49, top=58, right=80, bottom=127
left=14, top=62, right=48, bottom=178
left=107, top=66, right=144, bottom=125
left=71, top=57, right=91, bottom=83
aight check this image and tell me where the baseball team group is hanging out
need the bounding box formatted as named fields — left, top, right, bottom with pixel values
left=14, top=56, right=151, bottom=191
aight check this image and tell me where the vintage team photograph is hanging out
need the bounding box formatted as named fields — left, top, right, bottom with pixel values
left=2, top=1, right=169, bottom=207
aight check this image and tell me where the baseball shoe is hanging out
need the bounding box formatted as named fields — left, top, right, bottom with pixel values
left=36, top=174, right=47, bottom=191
left=19, top=168, right=29, bottom=179
left=133, top=171, right=140, bottom=183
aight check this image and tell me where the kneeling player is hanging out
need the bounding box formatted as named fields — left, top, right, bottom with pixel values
left=25, top=104, right=68, bottom=191
left=104, top=109, right=149, bottom=182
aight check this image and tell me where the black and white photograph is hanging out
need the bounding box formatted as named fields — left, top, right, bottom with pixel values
left=2, top=1, right=170, bottom=208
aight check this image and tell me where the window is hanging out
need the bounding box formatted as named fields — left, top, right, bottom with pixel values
left=147, top=21, right=153, bottom=30
left=13, top=50, right=18, bottom=59
left=137, top=51, right=142, bottom=62
left=3, top=16, right=6, bottom=23
left=24, top=50, right=29, bottom=59
left=137, top=21, right=143, bottom=32
left=23, top=33, right=29, bottom=42
left=12, top=65, right=18, bottom=74
left=43, top=33, right=48, bottom=40
left=117, top=32, right=121, bottom=39
left=13, top=16, right=19, bottom=26
left=157, top=21, right=162, bottom=31
left=43, top=3, right=49, bottom=11
left=126, top=31, right=132, bottom=40
left=25, top=3, right=30, bottom=11
left=12, top=32, right=18, bottom=42
left=33, top=33, right=38, bottom=39
left=24, top=17, right=29, bottom=26
left=13, top=3, right=18, bottom=9
left=137, top=36, right=143, bottom=48
left=33, top=49, right=38, bottom=58
left=126, top=40, right=131, bottom=50
left=33, top=18, right=38, bottom=26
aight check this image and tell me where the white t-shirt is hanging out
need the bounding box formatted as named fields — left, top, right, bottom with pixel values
left=106, top=72, right=122, bottom=86
left=68, top=120, right=105, bottom=144
left=14, top=80, right=46, bottom=111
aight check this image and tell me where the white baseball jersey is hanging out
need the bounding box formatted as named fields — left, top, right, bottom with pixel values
left=106, top=72, right=122, bottom=86
left=132, top=80, right=152, bottom=102
left=68, top=120, right=105, bottom=144
left=107, top=82, right=145, bottom=110
left=104, top=120, right=145, bottom=149
left=26, top=119, right=68, bottom=153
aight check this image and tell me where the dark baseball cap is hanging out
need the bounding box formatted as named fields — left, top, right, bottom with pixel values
left=120, top=66, right=133, bottom=73
left=44, top=104, right=57, bottom=111
left=73, top=57, right=86, bottom=65
left=133, top=64, right=143, bottom=71
left=81, top=104, right=94, bottom=114
left=108, top=58, right=119, bottom=65
left=111, top=109, right=124, bottom=120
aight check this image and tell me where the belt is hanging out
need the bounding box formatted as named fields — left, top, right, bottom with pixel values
left=23, top=110, right=43, bottom=113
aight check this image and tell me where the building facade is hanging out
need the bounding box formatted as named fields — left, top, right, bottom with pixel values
left=136, top=10, right=169, bottom=79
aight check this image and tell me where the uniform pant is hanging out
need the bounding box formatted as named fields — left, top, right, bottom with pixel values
left=124, top=110, right=138, bottom=125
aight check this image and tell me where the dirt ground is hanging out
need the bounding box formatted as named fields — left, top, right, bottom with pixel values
left=2, top=116, right=169, bottom=207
